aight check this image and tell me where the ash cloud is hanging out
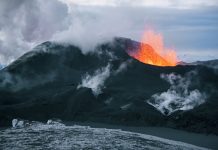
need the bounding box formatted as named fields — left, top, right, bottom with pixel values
left=147, top=71, right=206, bottom=115
left=0, top=0, right=218, bottom=65
left=0, top=0, right=69, bottom=64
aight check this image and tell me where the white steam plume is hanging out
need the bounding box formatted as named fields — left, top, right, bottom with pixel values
left=114, top=60, right=132, bottom=75
left=77, top=64, right=111, bottom=96
left=147, top=71, right=206, bottom=115
left=77, top=57, right=131, bottom=96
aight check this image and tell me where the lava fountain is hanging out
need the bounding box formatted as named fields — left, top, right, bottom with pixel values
left=129, top=30, right=178, bottom=66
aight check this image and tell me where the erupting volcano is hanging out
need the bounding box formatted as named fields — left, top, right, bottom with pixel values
left=129, top=30, right=178, bottom=66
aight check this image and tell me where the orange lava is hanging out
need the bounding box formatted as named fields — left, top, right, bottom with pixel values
left=131, top=30, right=178, bottom=66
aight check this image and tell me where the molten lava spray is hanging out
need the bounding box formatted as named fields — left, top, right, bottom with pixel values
left=130, top=30, right=178, bottom=66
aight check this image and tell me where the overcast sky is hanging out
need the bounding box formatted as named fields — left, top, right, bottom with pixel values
left=0, top=0, right=218, bottom=64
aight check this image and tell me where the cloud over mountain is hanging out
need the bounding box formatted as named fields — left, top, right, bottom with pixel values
left=0, top=0, right=217, bottom=65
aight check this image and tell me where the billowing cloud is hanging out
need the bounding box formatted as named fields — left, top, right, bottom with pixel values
left=0, top=0, right=217, bottom=65
left=0, top=0, right=69, bottom=64
left=62, top=0, right=218, bottom=8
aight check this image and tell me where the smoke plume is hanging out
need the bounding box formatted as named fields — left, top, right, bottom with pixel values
left=0, top=0, right=217, bottom=64
left=77, top=57, right=131, bottom=96
left=147, top=71, right=206, bottom=115
left=77, top=64, right=111, bottom=96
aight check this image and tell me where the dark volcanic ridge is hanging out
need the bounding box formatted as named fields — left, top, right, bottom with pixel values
left=0, top=37, right=218, bottom=135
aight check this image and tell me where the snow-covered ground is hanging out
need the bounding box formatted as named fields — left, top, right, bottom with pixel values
left=0, top=119, right=209, bottom=150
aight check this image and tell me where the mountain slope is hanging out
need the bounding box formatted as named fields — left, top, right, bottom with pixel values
left=0, top=38, right=218, bottom=135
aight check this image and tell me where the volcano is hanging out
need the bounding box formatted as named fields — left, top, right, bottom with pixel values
left=128, top=30, right=178, bottom=67
left=127, top=43, right=176, bottom=66
left=0, top=37, right=218, bottom=135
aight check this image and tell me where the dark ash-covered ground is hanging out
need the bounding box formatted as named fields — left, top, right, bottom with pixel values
left=0, top=38, right=218, bottom=135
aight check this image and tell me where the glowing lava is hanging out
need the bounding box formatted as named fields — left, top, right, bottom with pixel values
left=130, top=30, right=178, bottom=66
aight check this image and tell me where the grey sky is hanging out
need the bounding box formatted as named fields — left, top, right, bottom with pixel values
left=0, top=0, right=217, bottom=64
